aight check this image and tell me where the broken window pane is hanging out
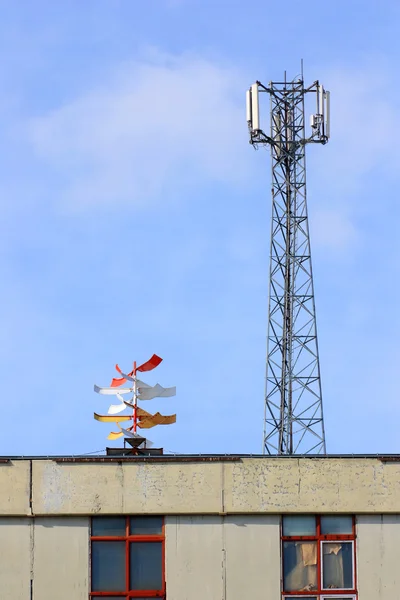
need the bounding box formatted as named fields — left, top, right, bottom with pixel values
left=320, top=516, right=353, bottom=535
left=283, top=515, right=316, bottom=536
left=283, top=541, right=317, bottom=591
left=322, top=542, right=353, bottom=589
left=130, top=541, right=163, bottom=590
left=91, top=541, right=126, bottom=591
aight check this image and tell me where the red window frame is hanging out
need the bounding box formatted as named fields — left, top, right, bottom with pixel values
left=281, top=515, right=357, bottom=598
left=90, top=516, right=165, bottom=599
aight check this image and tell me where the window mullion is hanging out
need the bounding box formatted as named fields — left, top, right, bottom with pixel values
left=316, top=515, right=321, bottom=537
left=317, top=538, right=322, bottom=593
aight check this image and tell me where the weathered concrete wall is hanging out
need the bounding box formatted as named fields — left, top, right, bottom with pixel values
left=32, top=460, right=223, bottom=514
left=33, top=517, right=89, bottom=600
left=357, top=515, right=400, bottom=600
left=1, top=512, right=400, bottom=599
left=224, top=515, right=280, bottom=600
left=165, top=516, right=224, bottom=600
left=28, top=458, right=400, bottom=515
left=0, top=457, right=398, bottom=516
left=0, top=518, right=31, bottom=599
left=224, top=459, right=400, bottom=513
left=165, top=515, right=280, bottom=600
left=0, top=461, right=30, bottom=515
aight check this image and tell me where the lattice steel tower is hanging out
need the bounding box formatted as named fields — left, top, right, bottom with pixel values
left=246, top=71, right=330, bottom=455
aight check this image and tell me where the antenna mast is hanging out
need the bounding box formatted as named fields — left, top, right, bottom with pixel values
left=246, top=72, right=330, bottom=455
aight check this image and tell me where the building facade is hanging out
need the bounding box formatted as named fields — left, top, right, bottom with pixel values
left=0, top=455, right=399, bottom=599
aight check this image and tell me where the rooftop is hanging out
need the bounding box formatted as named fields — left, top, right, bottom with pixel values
left=0, top=453, right=399, bottom=462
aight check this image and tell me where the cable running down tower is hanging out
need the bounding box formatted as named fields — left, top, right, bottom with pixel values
left=247, top=71, right=330, bottom=455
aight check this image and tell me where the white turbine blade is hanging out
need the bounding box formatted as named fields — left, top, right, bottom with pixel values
left=136, top=379, right=151, bottom=389
left=137, top=438, right=155, bottom=449
left=120, top=426, right=139, bottom=438
left=116, top=423, right=141, bottom=438
left=138, top=384, right=176, bottom=400
left=108, top=403, right=127, bottom=415
left=157, top=385, right=176, bottom=397
left=116, top=425, right=154, bottom=448
left=94, top=385, right=132, bottom=396
left=117, top=370, right=135, bottom=382
left=137, top=385, right=161, bottom=400
left=107, top=393, right=129, bottom=415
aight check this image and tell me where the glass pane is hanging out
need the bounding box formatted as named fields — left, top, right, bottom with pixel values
left=92, top=541, right=126, bottom=591
left=130, top=516, right=163, bottom=535
left=322, top=542, right=353, bottom=589
left=321, top=515, right=353, bottom=535
left=283, top=541, right=317, bottom=592
left=130, top=541, right=162, bottom=590
left=92, top=517, right=126, bottom=537
left=283, top=515, right=316, bottom=536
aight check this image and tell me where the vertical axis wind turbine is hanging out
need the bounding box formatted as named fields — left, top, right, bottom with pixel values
left=246, top=69, right=330, bottom=455
left=93, top=354, right=177, bottom=442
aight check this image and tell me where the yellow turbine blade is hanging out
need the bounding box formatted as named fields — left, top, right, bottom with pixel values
left=107, top=431, right=124, bottom=441
left=137, top=407, right=152, bottom=418
left=94, top=412, right=131, bottom=423
left=138, top=413, right=176, bottom=429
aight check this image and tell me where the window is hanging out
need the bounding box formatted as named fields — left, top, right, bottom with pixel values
left=283, top=597, right=318, bottom=600
left=282, top=515, right=356, bottom=599
left=283, top=597, right=356, bottom=600
left=283, top=597, right=317, bottom=600
left=90, top=516, right=164, bottom=599
left=321, top=597, right=356, bottom=600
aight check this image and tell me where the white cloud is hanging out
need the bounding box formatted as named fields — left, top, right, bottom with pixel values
left=304, top=59, right=400, bottom=255
left=311, top=60, right=399, bottom=197
left=29, top=51, right=253, bottom=212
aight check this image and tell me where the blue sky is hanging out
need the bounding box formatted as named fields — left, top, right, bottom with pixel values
left=0, top=0, right=399, bottom=455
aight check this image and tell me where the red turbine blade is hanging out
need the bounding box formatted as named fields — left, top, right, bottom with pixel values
left=110, top=376, right=126, bottom=387
left=137, top=354, right=163, bottom=373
